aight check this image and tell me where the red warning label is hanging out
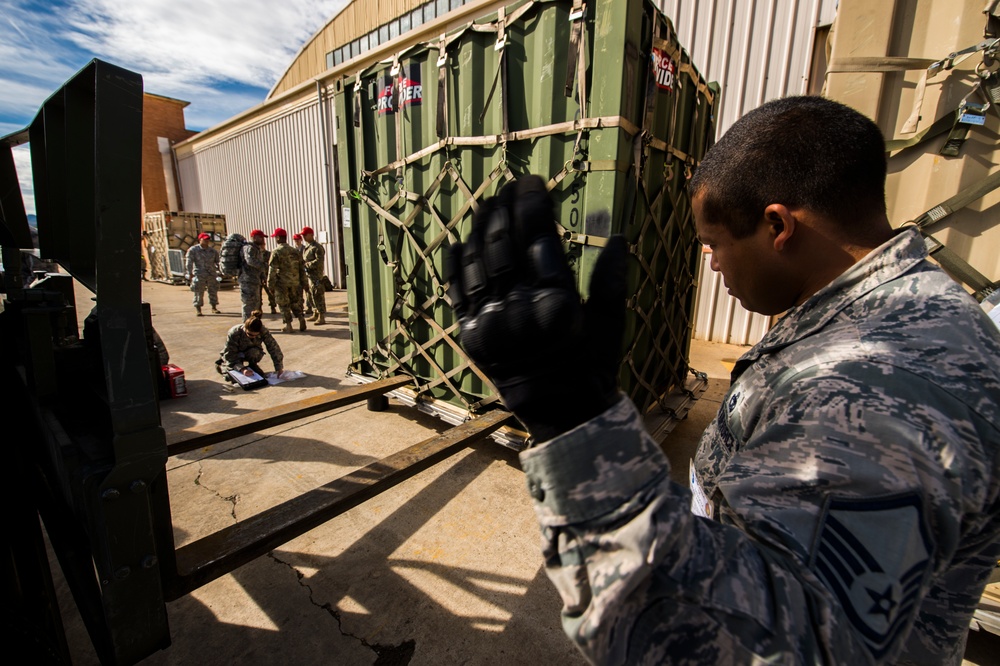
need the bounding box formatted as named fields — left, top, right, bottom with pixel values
left=651, top=48, right=676, bottom=93
left=376, top=64, right=423, bottom=115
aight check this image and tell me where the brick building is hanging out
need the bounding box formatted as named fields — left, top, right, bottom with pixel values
left=141, top=93, right=196, bottom=217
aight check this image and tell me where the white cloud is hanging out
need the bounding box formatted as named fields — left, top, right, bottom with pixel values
left=6, top=0, right=354, bottom=215
left=61, top=0, right=347, bottom=105
left=11, top=145, right=35, bottom=217
left=3, top=0, right=349, bottom=130
left=0, top=77, right=55, bottom=124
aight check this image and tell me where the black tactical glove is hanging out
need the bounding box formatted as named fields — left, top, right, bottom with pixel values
left=447, top=175, right=627, bottom=443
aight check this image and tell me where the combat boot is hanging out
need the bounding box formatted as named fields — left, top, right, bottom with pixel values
left=282, top=321, right=293, bottom=333
left=309, top=311, right=320, bottom=321
left=196, top=306, right=203, bottom=316
left=270, top=306, right=277, bottom=314
left=316, top=312, right=326, bottom=325
left=211, top=306, right=221, bottom=314
left=299, top=316, right=308, bottom=331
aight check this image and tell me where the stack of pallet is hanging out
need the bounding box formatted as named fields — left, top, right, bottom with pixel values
left=142, top=211, right=227, bottom=282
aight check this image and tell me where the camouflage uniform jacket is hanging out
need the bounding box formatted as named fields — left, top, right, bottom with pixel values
left=220, top=324, right=283, bottom=373
left=519, top=227, right=1000, bottom=665
left=302, top=240, right=325, bottom=280
left=239, top=242, right=266, bottom=287
left=267, top=243, right=307, bottom=291
left=185, top=244, right=219, bottom=278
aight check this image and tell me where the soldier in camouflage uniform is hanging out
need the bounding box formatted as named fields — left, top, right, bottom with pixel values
left=301, top=226, right=327, bottom=325
left=266, top=228, right=308, bottom=333
left=185, top=232, right=220, bottom=315
left=215, top=310, right=283, bottom=381
left=448, top=98, right=1000, bottom=665
left=294, top=233, right=313, bottom=316
left=238, top=230, right=268, bottom=321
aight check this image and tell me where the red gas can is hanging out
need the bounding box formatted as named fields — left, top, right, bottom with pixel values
left=163, top=364, right=188, bottom=398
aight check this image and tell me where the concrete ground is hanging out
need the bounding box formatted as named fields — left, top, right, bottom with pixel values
left=48, top=278, right=998, bottom=664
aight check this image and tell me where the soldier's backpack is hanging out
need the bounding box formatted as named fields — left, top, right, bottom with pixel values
left=219, top=233, right=247, bottom=278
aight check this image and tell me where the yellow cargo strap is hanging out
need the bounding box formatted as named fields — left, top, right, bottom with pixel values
left=827, top=37, right=998, bottom=135
left=884, top=110, right=957, bottom=154
left=908, top=168, right=1000, bottom=300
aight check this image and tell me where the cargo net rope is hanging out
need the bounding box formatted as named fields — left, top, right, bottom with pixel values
left=347, top=0, right=714, bottom=418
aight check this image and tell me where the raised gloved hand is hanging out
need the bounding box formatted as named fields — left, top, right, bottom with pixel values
left=447, top=175, right=628, bottom=443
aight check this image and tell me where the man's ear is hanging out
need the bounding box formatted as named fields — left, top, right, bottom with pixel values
left=763, top=203, right=796, bottom=252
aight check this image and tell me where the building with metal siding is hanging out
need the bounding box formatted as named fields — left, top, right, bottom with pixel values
left=175, top=1, right=510, bottom=287
left=176, top=0, right=999, bottom=346
left=178, top=0, right=830, bottom=329
left=177, top=0, right=840, bottom=326
left=176, top=92, right=341, bottom=283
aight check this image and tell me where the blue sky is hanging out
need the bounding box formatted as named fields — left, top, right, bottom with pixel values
left=3, top=0, right=347, bottom=214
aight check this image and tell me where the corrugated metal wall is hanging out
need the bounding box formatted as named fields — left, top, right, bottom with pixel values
left=659, top=0, right=838, bottom=345
left=176, top=93, right=344, bottom=285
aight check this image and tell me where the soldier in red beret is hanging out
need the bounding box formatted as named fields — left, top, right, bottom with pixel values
left=301, top=226, right=327, bottom=325
left=266, top=228, right=309, bottom=332
left=185, top=232, right=220, bottom=316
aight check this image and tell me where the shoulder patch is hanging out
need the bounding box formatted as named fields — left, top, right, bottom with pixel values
left=810, top=493, right=932, bottom=659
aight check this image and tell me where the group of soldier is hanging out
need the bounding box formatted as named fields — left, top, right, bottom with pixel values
left=184, top=227, right=327, bottom=333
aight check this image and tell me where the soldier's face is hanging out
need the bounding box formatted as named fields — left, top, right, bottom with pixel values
left=199, top=238, right=210, bottom=248
left=303, top=233, right=314, bottom=243
left=694, top=192, right=790, bottom=316
left=253, top=235, right=266, bottom=247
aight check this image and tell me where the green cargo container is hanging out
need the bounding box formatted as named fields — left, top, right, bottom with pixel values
left=334, top=0, right=717, bottom=435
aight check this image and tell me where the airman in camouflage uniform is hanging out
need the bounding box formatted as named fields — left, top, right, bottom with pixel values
left=294, top=233, right=313, bottom=316
left=215, top=312, right=283, bottom=379
left=239, top=230, right=268, bottom=321
left=520, top=224, right=1000, bottom=664
left=266, top=228, right=308, bottom=333
left=449, top=97, right=1000, bottom=665
left=185, top=233, right=220, bottom=315
left=301, top=226, right=327, bottom=325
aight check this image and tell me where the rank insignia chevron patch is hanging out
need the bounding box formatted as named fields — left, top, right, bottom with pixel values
left=810, top=493, right=932, bottom=659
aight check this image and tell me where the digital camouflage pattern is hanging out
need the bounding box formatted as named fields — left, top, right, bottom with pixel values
left=239, top=242, right=267, bottom=320
left=519, top=227, right=1000, bottom=665
left=267, top=242, right=307, bottom=322
left=302, top=239, right=326, bottom=315
left=185, top=244, right=219, bottom=307
left=218, top=323, right=283, bottom=374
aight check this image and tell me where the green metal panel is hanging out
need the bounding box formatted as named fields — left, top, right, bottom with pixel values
left=337, top=0, right=717, bottom=417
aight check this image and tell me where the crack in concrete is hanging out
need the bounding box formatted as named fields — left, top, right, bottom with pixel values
left=268, top=552, right=415, bottom=665
left=192, top=461, right=240, bottom=521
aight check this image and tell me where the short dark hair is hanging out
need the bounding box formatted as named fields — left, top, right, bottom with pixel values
left=689, top=96, right=887, bottom=238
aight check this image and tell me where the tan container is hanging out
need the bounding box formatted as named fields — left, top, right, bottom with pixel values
left=825, top=0, right=1000, bottom=292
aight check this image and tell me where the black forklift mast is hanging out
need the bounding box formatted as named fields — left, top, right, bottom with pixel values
left=1, top=60, right=172, bottom=664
